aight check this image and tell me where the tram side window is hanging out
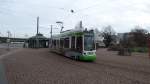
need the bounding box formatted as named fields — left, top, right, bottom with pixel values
left=76, top=36, right=82, bottom=51
left=64, top=38, right=69, bottom=48
left=71, top=36, right=75, bottom=49
left=56, top=40, right=59, bottom=48
left=60, top=38, right=64, bottom=48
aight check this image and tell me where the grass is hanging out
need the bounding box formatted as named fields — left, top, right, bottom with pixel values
left=131, top=47, right=149, bottom=53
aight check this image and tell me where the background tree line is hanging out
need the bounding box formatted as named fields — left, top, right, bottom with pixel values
left=99, top=25, right=149, bottom=50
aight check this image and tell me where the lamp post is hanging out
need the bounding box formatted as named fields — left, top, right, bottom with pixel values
left=56, top=21, right=64, bottom=33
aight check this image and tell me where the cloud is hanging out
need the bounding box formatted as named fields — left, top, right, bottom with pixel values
left=0, top=0, right=150, bottom=37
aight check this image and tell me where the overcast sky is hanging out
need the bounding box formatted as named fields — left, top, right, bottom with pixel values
left=0, top=0, right=150, bottom=38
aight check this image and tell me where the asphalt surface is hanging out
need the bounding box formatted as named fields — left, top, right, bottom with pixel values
left=0, top=62, right=8, bottom=84
left=1, top=48, right=150, bottom=84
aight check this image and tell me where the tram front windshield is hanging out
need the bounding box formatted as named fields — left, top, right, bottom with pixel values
left=84, top=35, right=95, bottom=51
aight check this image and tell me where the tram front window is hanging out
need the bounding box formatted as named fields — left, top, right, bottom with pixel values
left=84, top=35, right=95, bottom=51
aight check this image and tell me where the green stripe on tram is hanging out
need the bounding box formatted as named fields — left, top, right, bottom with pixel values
left=69, top=32, right=83, bottom=36
left=79, top=55, right=96, bottom=61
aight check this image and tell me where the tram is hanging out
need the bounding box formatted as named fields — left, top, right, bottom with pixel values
left=49, top=26, right=96, bottom=61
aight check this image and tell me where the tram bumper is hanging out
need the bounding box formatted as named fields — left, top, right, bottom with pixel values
left=79, top=55, right=96, bottom=61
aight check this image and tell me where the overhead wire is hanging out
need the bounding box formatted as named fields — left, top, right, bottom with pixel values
left=61, top=3, right=101, bottom=21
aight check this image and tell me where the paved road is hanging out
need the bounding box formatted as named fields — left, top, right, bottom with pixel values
left=0, top=62, right=8, bottom=84
left=1, top=48, right=150, bottom=84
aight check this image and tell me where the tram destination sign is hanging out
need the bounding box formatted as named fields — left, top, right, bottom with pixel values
left=84, top=32, right=94, bottom=36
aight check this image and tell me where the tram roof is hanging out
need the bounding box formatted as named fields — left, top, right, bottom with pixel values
left=52, top=29, right=94, bottom=39
left=52, top=29, right=83, bottom=38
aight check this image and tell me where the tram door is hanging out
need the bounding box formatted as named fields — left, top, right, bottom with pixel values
left=76, top=36, right=83, bottom=51
left=71, top=36, right=75, bottom=49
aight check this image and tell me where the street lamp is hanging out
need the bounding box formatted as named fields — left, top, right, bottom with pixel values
left=56, top=21, right=64, bottom=33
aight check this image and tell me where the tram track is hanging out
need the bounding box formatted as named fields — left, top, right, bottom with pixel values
left=51, top=52, right=150, bottom=75
left=66, top=61, right=149, bottom=84
left=94, top=60, right=150, bottom=75
left=52, top=53, right=150, bottom=84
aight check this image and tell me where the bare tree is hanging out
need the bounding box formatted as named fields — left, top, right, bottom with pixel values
left=129, top=26, right=148, bottom=47
left=101, top=25, right=116, bottom=47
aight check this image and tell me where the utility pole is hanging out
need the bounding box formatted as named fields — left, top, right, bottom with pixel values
left=14, top=33, right=15, bottom=38
left=50, top=25, right=53, bottom=48
left=37, top=16, right=39, bottom=34
left=49, top=25, right=58, bottom=48
left=7, top=31, right=11, bottom=51
left=36, top=16, right=39, bottom=48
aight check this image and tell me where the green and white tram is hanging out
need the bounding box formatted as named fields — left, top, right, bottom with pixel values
left=50, top=29, right=96, bottom=61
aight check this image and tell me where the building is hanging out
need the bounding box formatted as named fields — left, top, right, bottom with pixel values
left=94, top=29, right=105, bottom=47
left=26, top=33, right=49, bottom=48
